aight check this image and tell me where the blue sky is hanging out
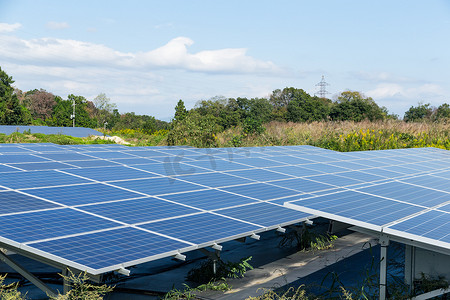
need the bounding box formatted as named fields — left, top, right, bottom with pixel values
left=1, top=1, right=449, bottom=120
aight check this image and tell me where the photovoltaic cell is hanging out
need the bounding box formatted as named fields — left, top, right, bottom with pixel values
left=221, top=182, right=300, bottom=201
left=217, top=202, right=310, bottom=227
left=159, top=189, right=257, bottom=210
left=25, top=183, right=144, bottom=206
left=139, top=213, right=261, bottom=245
left=0, top=170, right=91, bottom=189
left=9, top=161, right=74, bottom=171
left=28, top=227, right=192, bottom=270
left=179, top=172, right=255, bottom=188
left=110, top=177, right=203, bottom=196
left=0, top=191, right=60, bottom=215
left=0, top=208, right=119, bottom=243
left=79, top=197, right=201, bottom=224
left=64, top=166, right=158, bottom=182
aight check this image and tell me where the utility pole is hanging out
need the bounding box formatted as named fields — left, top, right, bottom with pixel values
left=71, top=98, right=75, bottom=127
left=315, top=75, right=330, bottom=99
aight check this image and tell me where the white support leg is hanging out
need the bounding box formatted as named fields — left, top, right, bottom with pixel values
left=379, top=234, right=390, bottom=300
left=0, top=251, right=57, bottom=298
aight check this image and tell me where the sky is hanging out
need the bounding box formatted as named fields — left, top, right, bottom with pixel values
left=0, top=1, right=449, bottom=120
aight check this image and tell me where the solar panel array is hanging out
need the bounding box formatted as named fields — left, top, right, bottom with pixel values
left=284, top=147, right=450, bottom=253
left=0, top=125, right=104, bottom=137
left=0, top=143, right=313, bottom=274
left=1, top=143, right=449, bottom=275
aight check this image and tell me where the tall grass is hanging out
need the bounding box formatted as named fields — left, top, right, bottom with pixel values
left=217, top=120, right=450, bottom=151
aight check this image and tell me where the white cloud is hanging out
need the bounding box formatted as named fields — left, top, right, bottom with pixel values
left=46, top=21, right=70, bottom=30
left=0, top=34, right=281, bottom=74
left=366, top=83, right=444, bottom=99
left=0, top=23, right=22, bottom=33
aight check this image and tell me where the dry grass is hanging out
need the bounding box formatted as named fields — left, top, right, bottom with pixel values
left=216, top=120, right=450, bottom=150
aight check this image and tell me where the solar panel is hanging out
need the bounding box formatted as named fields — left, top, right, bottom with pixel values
left=0, top=143, right=448, bottom=279
left=159, top=189, right=257, bottom=210
left=139, top=212, right=261, bottom=245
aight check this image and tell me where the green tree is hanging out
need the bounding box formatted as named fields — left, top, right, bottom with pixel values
left=93, top=93, right=117, bottom=127
left=403, top=103, right=433, bottom=122
left=330, top=91, right=384, bottom=122
left=0, top=67, right=32, bottom=125
left=433, top=103, right=450, bottom=121
left=286, top=89, right=330, bottom=122
left=174, top=99, right=188, bottom=122
left=167, top=110, right=220, bottom=147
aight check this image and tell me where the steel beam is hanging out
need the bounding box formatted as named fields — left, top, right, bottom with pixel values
left=379, top=234, right=389, bottom=300
left=0, top=251, right=57, bottom=298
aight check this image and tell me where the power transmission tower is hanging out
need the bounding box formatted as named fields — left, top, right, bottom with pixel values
left=315, top=75, right=330, bottom=98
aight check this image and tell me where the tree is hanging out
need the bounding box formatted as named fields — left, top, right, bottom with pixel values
left=174, top=99, right=188, bottom=122
left=286, top=89, right=329, bottom=122
left=403, top=103, right=433, bottom=122
left=26, top=89, right=56, bottom=121
left=330, top=91, right=384, bottom=122
left=0, top=67, right=31, bottom=125
left=93, top=93, right=117, bottom=127
left=433, top=103, right=450, bottom=121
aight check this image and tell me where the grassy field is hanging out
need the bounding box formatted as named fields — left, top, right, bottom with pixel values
left=216, top=120, right=450, bottom=151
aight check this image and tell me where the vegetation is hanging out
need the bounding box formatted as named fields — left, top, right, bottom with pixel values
left=162, top=280, right=230, bottom=300
left=50, top=270, right=113, bottom=300
left=0, top=274, right=25, bottom=300
left=186, top=256, right=254, bottom=284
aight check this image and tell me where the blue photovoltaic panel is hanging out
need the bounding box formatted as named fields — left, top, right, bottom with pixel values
left=28, top=227, right=192, bottom=270
left=0, top=191, right=60, bottom=215
left=139, top=213, right=261, bottom=245
left=0, top=164, right=21, bottom=173
left=231, top=157, right=287, bottom=168
left=270, top=177, right=336, bottom=193
left=387, top=210, right=450, bottom=243
left=224, top=168, right=294, bottom=182
left=0, top=154, right=50, bottom=163
left=66, top=160, right=120, bottom=168
left=110, top=177, right=203, bottom=196
left=356, top=181, right=450, bottom=208
left=217, top=202, right=310, bottom=227
left=400, top=175, right=450, bottom=193
left=121, top=150, right=173, bottom=158
left=336, top=171, right=386, bottom=183
left=265, top=156, right=318, bottom=165
left=301, top=163, right=351, bottom=173
left=306, top=174, right=363, bottom=187
left=159, top=189, right=257, bottom=210
left=265, top=165, right=324, bottom=177
left=79, top=197, right=201, bottom=224
left=25, top=183, right=144, bottom=206
left=0, top=170, right=91, bottom=189
left=287, top=190, right=425, bottom=227
left=35, top=153, right=96, bottom=161
left=110, top=157, right=157, bottom=165
left=9, top=161, right=74, bottom=171
left=179, top=172, right=255, bottom=188
left=0, top=147, right=31, bottom=153
left=1, top=143, right=448, bottom=275
left=85, top=151, right=137, bottom=159
left=221, top=182, right=300, bottom=201
left=64, top=166, right=158, bottom=182
left=182, top=159, right=249, bottom=172
left=0, top=208, right=119, bottom=243
left=359, top=167, right=404, bottom=178
left=132, top=162, right=210, bottom=177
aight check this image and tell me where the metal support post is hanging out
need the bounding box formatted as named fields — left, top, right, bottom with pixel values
left=62, top=267, right=70, bottom=295
left=0, top=251, right=57, bottom=298
left=379, top=234, right=390, bottom=300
